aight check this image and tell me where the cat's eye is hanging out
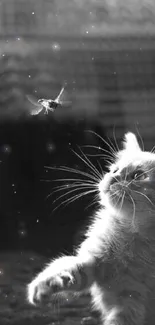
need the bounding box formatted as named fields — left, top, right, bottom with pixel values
left=112, top=167, right=119, bottom=174
left=132, top=170, right=146, bottom=181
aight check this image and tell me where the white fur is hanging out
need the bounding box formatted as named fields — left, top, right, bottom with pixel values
left=27, top=132, right=155, bottom=325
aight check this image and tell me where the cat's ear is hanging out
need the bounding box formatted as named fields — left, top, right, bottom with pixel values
left=123, top=132, right=141, bottom=152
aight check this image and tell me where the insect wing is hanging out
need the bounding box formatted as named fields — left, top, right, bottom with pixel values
left=26, top=94, right=41, bottom=106
left=55, top=86, right=66, bottom=103
left=26, top=94, right=43, bottom=115
left=58, top=90, right=71, bottom=106
left=55, top=86, right=71, bottom=107
left=30, top=107, right=43, bottom=115
left=59, top=100, right=71, bottom=106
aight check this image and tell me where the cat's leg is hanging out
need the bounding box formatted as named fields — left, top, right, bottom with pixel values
left=103, top=298, right=146, bottom=325
left=27, top=255, right=95, bottom=305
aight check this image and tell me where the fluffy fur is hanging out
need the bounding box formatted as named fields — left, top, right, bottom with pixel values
left=27, top=132, right=155, bottom=325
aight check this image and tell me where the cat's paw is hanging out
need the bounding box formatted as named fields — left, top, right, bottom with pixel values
left=27, top=270, right=74, bottom=305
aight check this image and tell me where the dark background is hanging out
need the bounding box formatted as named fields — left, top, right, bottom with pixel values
left=0, top=1, right=155, bottom=324
left=1, top=36, right=155, bottom=257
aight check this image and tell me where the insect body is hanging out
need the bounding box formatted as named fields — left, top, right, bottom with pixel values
left=26, top=86, right=66, bottom=115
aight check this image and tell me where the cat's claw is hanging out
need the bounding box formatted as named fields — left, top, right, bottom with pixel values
left=27, top=270, right=74, bottom=305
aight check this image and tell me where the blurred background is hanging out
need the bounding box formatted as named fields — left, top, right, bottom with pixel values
left=0, top=0, right=155, bottom=324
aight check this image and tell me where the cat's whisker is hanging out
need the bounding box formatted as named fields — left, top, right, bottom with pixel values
left=63, top=189, right=96, bottom=203
left=84, top=130, right=117, bottom=157
left=109, top=190, right=120, bottom=199
left=82, top=152, right=113, bottom=162
left=117, top=191, right=125, bottom=215
left=52, top=189, right=97, bottom=212
left=108, top=190, right=122, bottom=210
left=56, top=166, right=97, bottom=181
left=131, top=182, right=145, bottom=189
left=51, top=182, right=97, bottom=195
left=62, top=189, right=97, bottom=209
left=72, top=147, right=102, bottom=181
left=137, top=166, right=155, bottom=180
left=45, top=178, right=96, bottom=185
left=111, top=176, right=122, bottom=187
left=51, top=185, right=98, bottom=205
left=132, top=190, right=155, bottom=208
left=45, top=165, right=98, bottom=183
left=27, top=131, right=155, bottom=323
left=115, top=195, right=123, bottom=211
left=103, top=159, right=116, bottom=169
left=107, top=135, right=118, bottom=154
left=85, top=193, right=99, bottom=211
left=60, top=164, right=98, bottom=182
left=52, top=182, right=96, bottom=191
left=124, top=166, right=128, bottom=183
left=97, top=160, right=104, bottom=177
left=81, top=145, right=114, bottom=160
left=126, top=179, right=133, bottom=187
left=112, top=125, right=119, bottom=152
left=55, top=178, right=95, bottom=183
left=117, top=193, right=124, bottom=213
left=109, top=190, right=123, bottom=214
left=127, top=192, right=136, bottom=227
left=52, top=178, right=96, bottom=185
left=126, top=166, right=155, bottom=187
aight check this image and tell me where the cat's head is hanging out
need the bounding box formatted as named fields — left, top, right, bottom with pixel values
left=99, top=132, right=155, bottom=231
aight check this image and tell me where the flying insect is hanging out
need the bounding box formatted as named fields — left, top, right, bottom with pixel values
left=26, top=85, right=68, bottom=115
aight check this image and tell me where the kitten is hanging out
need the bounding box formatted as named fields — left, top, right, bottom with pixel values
left=27, top=132, right=155, bottom=325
